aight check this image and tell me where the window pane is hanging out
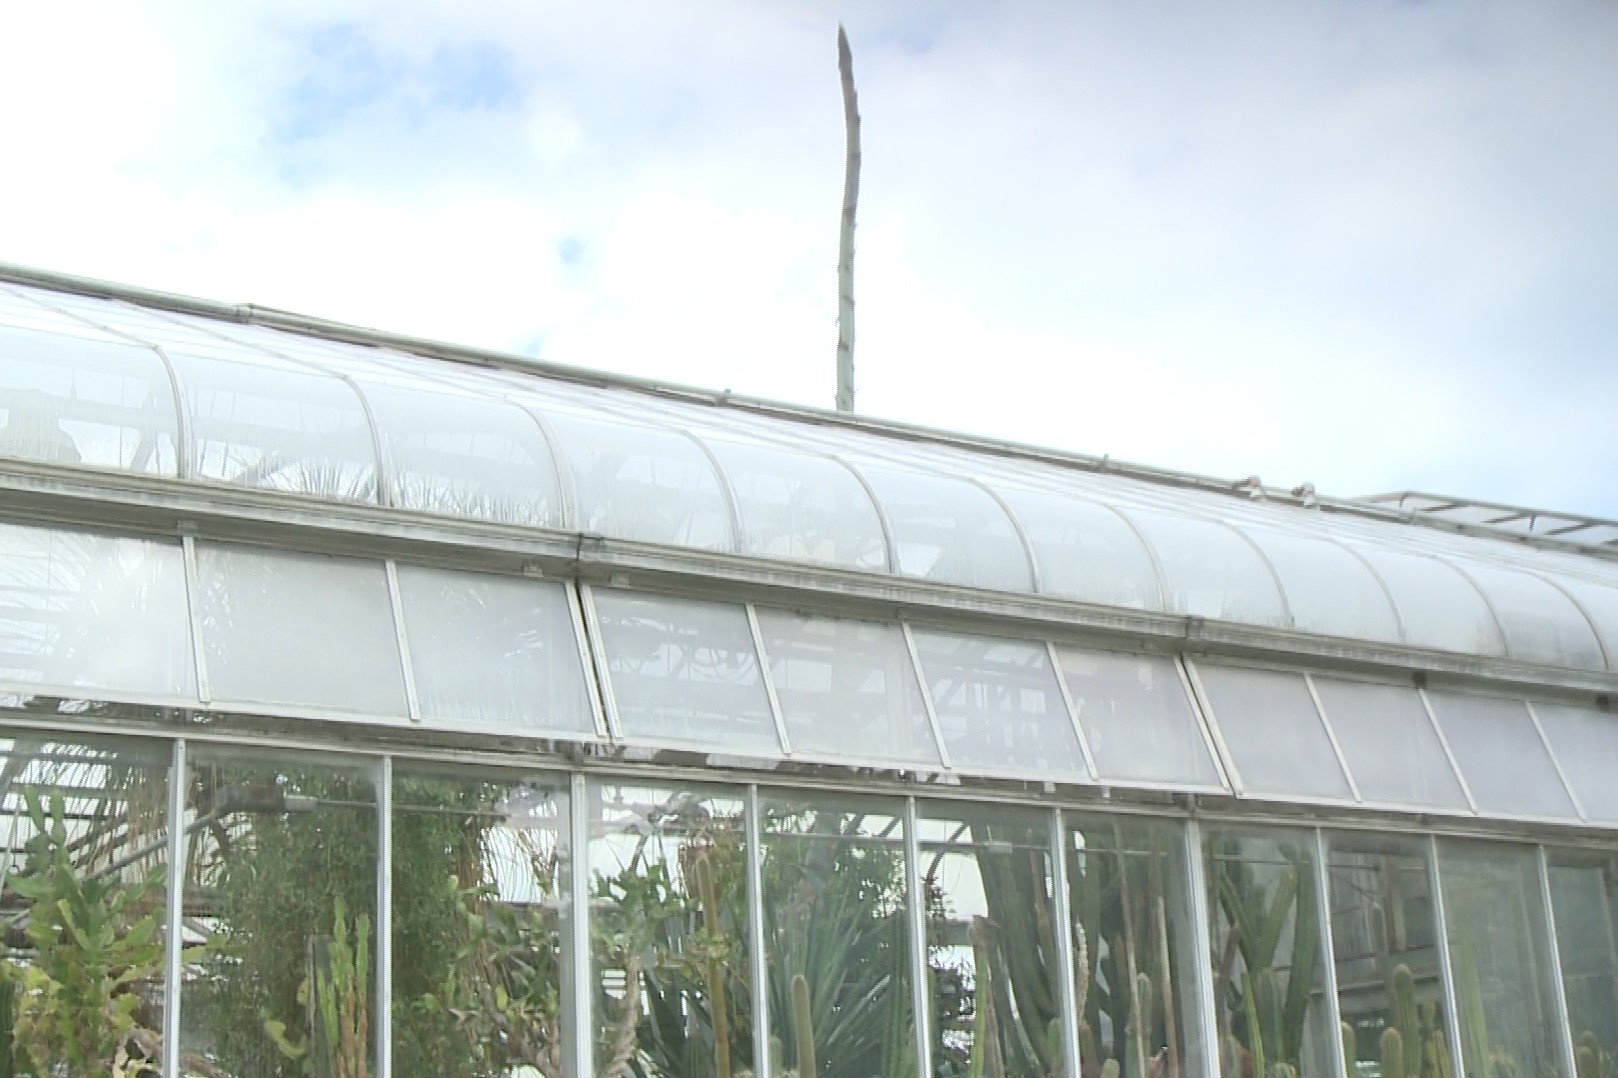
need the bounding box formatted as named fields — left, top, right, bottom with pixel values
left=1312, top=678, right=1468, bottom=811
left=1058, top=647, right=1222, bottom=789
left=0, top=734, right=171, bottom=1073
left=1461, top=562, right=1605, bottom=670
left=1325, top=835, right=1449, bottom=1075
left=757, top=609, right=941, bottom=767
left=1536, top=704, right=1618, bottom=823
left=0, top=323, right=179, bottom=474
left=761, top=793, right=914, bottom=1078
left=1439, top=841, right=1568, bottom=1078
left=181, top=750, right=378, bottom=1078
left=993, top=486, right=1161, bottom=609
left=1204, top=828, right=1336, bottom=1078
left=1346, top=545, right=1506, bottom=657
left=391, top=765, right=572, bottom=1077
left=1426, top=692, right=1577, bottom=820
left=1194, top=664, right=1352, bottom=801
left=591, top=590, right=780, bottom=755
left=588, top=782, right=751, bottom=1077
left=1122, top=511, right=1287, bottom=626
left=396, top=566, right=596, bottom=736
left=195, top=543, right=409, bottom=716
left=1069, top=816, right=1207, bottom=1078
left=1240, top=529, right=1402, bottom=643
left=911, top=629, right=1088, bottom=779
left=1547, top=853, right=1618, bottom=1064
left=850, top=461, right=1033, bottom=591
left=920, top=804, right=1061, bottom=1076
left=0, top=522, right=196, bottom=699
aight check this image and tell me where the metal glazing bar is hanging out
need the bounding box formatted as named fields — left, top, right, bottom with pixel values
left=1417, top=686, right=1479, bottom=814
left=1183, top=818, right=1222, bottom=1077
left=1526, top=701, right=1587, bottom=822
left=569, top=771, right=593, bottom=1078
left=577, top=584, right=624, bottom=741
left=746, top=785, right=771, bottom=1078
left=162, top=738, right=187, bottom=1078
left=904, top=796, right=932, bottom=1077
left=1313, top=829, right=1349, bottom=1078
left=567, top=581, right=613, bottom=741
left=747, top=603, right=794, bottom=755
left=1047, top=641, right=1099, bottom=781
left=901, top=622, right=954, bottom=771
left=1183, top=660, right=1245, bottom=796
left=1537, top=845, right=1578, bottom=1078
left=384, top=561, right=422, bottom=722
left=1049, top=808, right=1083, bottom=1078
left=376, top=755, right=393, bottom=1078
left=1305, top=673, right=1362, bottom=804
left=181, top=535, right=211, bottom=705
left=1426, top=835, right=1467, bottom=1078
left=1176, top=656, right=1234, bottom=791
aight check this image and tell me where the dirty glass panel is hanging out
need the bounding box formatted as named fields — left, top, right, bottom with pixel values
left=0, top=733, right=171, bottom=1074
left=1459, top=562, right=1605, bottom=670
left=0, top=522, right=195, bottom=699
left=1204, top=828, right=1336, bottom=1078
left=761, top=792, right=914, bottom=1078
left=991, top=485, right=1162, bottom=609
left=180, top=749, right=378, bottom=1078
left=920, top=804, right=1061, bottom=1077
left=757, top=609, right=941, bottom=767
left=1439, top=841, right=1567, bottom=1078
left=1194, top=664, right=1352, bottom=801
left=1345, top=545, right=1506, bottom=658
left=1239, top=528, right=1403, bottom=643
left=195, top=543, right=408, bottom=716
left=395, top=565, right=596, bottom=735
left=1425, top=692, right=1577, bottom=820
left=1547, top=852, right=1618, bottom=1070
left=587, top=781, right=750, bottom=1078
left=391, top=764, right=572, bottom=1078
left=1535, top=704, right=1618, bottom=824
left=591, top=590, right=780, bottom=755
left=0, top=324, right=179, bottom=474
left=1324, top=835, right=1450, bottom=1078
left=1057, top=647, right=1222, bottom=789
left=1121, top=510, right=1287, bottom=626
left=911, top=629, right=1088, bottom=779
left=1312, top=678, right=1468, bottom=811
left=1541, top=575, right=1618, bottom=673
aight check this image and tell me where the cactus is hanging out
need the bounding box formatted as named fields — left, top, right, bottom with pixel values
left=1078, top=1019, right=1098, bottom=1073
left=1341, top=1021, right=1356, bottom=1078
left=1578, top=1046, right=1600, bottom=1078
left=1270, top=1064, right=1298, bottom=1078
left=1103, top=1061, right=1121, bottom=1078
left=694, top=854, right=732, bottom=1078
left=1221, top=1033, right=1249, bottom=1078
left=1125, top=972, right=1155, bottom=1078
left=1242, top=970, right=1266, bottom=1078
left=1382, top=1029, right=1407, bottom=1078
left=1392, top=965, right=1422, bottom=1076
left=791, top=974, right=818, bottom=1078
left=1454, top=942, right=1491, bottom=1078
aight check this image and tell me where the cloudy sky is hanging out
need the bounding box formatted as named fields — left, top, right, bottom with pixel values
left=2, top=2, right=1614, bottom=517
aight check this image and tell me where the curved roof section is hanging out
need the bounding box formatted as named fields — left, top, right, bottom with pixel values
left=3, top=269, right=1618, bottom=676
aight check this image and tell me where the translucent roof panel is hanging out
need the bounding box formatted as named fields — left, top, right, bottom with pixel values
left=847, top=461, right=1032, bottom=591
left=171, top=351, right=379, bottom=501
left=1054, top=646, right=1223, bottom=789
left=589, top=589, right=780, bottom=755
left=1120, top=510, right=1288, bottom=626
left=395, top=565, right=595, bottom=736
left=1311, top=676, right=1468, bottom=811
left=697, top=434, right=889, bottom=571
left=756, top=609, right=940, bottom=767
left=1543, top=575, right=1618, bottom=669
left=1453, top=562, right=1606, bottom=670
left=541, top=411, right=734, bottom=551
left=909, top=629, right=1087, bottom=779
left=194, top=543, right=408, bottom=716
left=1343, top=543, right=1507, bottom=657
left=991, top=485, right=1162, bottom=609
left=1239, top=528, right=1402, bottom=643
left=1193, top=663, right=1353, bottom=801
left=1532, top=704, right=1618, bottom=824
left=0, top=522, right=194, bottom=699
left=0, top=324, right=179, bottom=475
left=1425, top=691, right=1578, bottom=820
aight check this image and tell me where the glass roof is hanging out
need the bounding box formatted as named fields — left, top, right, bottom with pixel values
left=4, top=277, right=1618, bottom=675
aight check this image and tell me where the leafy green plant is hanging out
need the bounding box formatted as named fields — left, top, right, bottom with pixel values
left=264, top=897, right=372, bottom=1078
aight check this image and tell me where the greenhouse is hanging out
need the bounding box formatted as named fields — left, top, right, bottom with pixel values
left=0, top=260, right=1616, bottom=1078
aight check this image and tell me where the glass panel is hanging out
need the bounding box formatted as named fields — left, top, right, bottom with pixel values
left=756, top=609, right=941, bottom=767
left=1459, top=562, right=1605, bottom=670
left=1068, top=816, right=1207, bottom=1078
left=920, top=804, right=1061, bottom=1077
left=1346, top=545, right=1506, bottom=657
left=588, top=781, right=751, bottom=1077
left=0, top=324, right=179, bottom=474
left=1057, top=647, right=1222, bottom=789
left=591, top=590, right=780, bottom=755
left=911, top=629, right=1088, bottom=778
left=391, top=764, right=571, bottom=1078
left=700, top=434, right=889, bottom=570
left=173, top=350, right=379, bottom=501
left=180, top=749, right=378, bottom=1078
left=1542, top=575, right=1618, bottom=672
left=360, top=378, right=566, bottom=526
left=1535, top=704, right=1618, bottom=823
left=0, top=522, right=195, bottom=698
left=0, top=734, right=171, bottom=1074
left=395, top=565, right=596, bottom=735
left=992, top=485, right=1161, bottom=609
left=1439, top=840, right=1567, bottom=1078
left=1325, top=835, right=1450, bottom=1078
left=1204, top=828, right=1336, bottom=1078
left=1312, top=678, right=1468, bottom=810
left=1547, top=852, right=1618, bottom=1069
left=195, top=543, right=409, bottom=716
left=1425, top=692, right=1577, bottom=819
left=761, top=792, right=914, bottom=1078
left=1122, top=510, right=1287, bottom=626
left=849, top=461, right=1033, bottom=591
left=1194, top=664, right=1352, bottom=800
left=1240, top=529, right=1403, bottom=643
left=543, top=411, right=734, bottom=551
